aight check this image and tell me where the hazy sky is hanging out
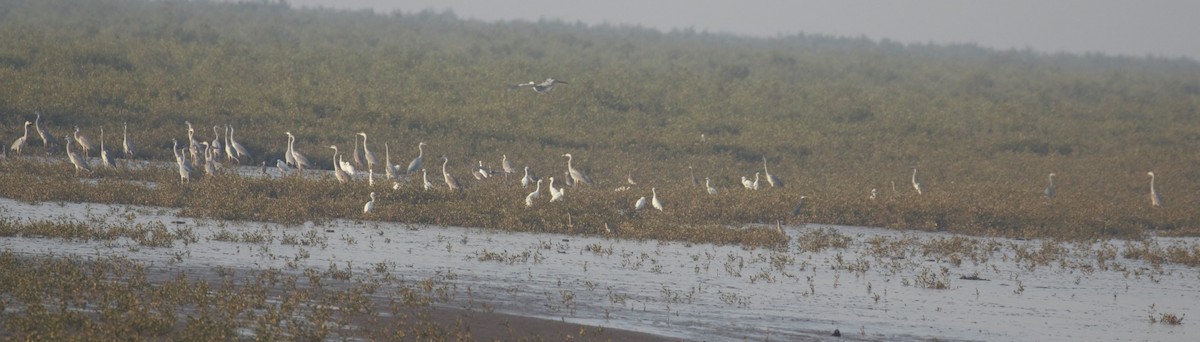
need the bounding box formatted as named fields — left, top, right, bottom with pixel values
left=287, top=0, right=1200, bottom=60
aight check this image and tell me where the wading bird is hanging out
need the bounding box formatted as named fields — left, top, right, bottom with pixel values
left=706, top=177, right=718, bottom=195
left=201, top=142, right=217, bottom=176
left=384, top=143, right=396, bottom=180
left=548, top=177, right=565, bottom=202
left=510, top=78, right=568, bottom=93
left=791, top=196, right=809, bottom=217
left=442, top=156, right=461, bottom=191
left=870, top=188, right=877, bottom=201
left=651, top=188, right=663, bottom=211
left=359, top=132, right=377, bottom=172
left=763, top=156, right=784, bottom=188
left=172, top=139, right=191, bottom=183
left=525, top=179, right=542, bottom=207
left=98, top=127, right=115, bottom=169
left=502, top=154, right=515, bottom=178
left=330, top=145, right=349, bottom=184
left=285, top=132, right=312, bottom=174
left=1148, top=172, right=1162, bottom=207
left=912, top=168, right=924, bottom=195
left=122, top=122, right=135, bottom=159
left=422, top=169, right=433, bottom=191
left=1044, top=173, right=1056, bottom=201
left=407, top=142, right=426, bottom=174
left=562, top=153, right=593, bottom=186
left=352, top=133, right=364, bottom=168
left=73, top=126, right=95, bottom=159
left=521, top=166, right=534, bottom=188
left=689, top=166, right=699, bottom=187
left=363, top=192, right=376, bottom=214
left=64, top=137, right=91, bottom=176
left=275, top=159, right=290, bottom=177
left=228, top=125, right=250, bottom=165
left=634, top=196, right=647, bottom=211
left=9, top=121, right=31, bottom=155
left=210, top=126, right=223, bottom=160
left=35, top=111, right=57, bottom=151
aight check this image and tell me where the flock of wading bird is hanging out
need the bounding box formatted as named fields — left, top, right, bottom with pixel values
left=8, top=110, right=1168, bottom=219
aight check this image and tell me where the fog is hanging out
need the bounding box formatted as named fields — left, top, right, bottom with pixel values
left=285, top=0, right=1200, bottom=61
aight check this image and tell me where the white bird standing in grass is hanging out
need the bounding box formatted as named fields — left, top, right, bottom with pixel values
left=521, top=166, right=534, bottom=187
left=210, top=126, right=223, bottom=160
left=9, top=121, right=30, bottom=155
left=442, top=156, right=461, bottom=191
left=548, top=177, right=565, bottom=202
left=330, top=145, right=349, bottom=184
left=359, top=132, right=377, bottom=172
left=706, top=177, right=718, bottom=195
left=384, top=142, right=395, bottom=180
left=1148, top=171, right=1162, bottom=207
left=651, top=187, right=663, bottom=211
left=751, top=172, right=761, bottom=190
left=634, top=196, right=647, bottom=210
left=502, top=154, right=515, bottom=178
left=285, top=132, right=312, bottom=175
left=172, top=139, right=192, bottom=183
left=525, top=179, right=542, bottom=207
left=422, top=169, right=434, bottom=191
left=363, top=192, right=376, bottom=214
left=911, top=168, right=924, bottom=195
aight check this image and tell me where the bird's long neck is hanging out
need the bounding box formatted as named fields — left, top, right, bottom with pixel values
left=1150, top=174, right=1156, bottom=192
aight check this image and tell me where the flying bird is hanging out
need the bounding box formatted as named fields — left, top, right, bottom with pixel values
left=510, top=78, right=568, bottom=93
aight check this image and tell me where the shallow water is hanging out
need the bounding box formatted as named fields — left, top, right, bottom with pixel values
left=1, top=197, right=1196, bottom=341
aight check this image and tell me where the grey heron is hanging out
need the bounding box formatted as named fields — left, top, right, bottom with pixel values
left=562, top=153, right=593, bottom=186
left=352, top=133, right=365, bottom=168
left=1044, top=173, right=1056, bottom=201
left=98, top=127, right=115, bottom=169
left=201, top=142, right=217, bottom=176
left=359, top=132, right=377, bottom=172
left=330, top=145, right=349, bottom=184
left=502, top=154, right=515, bottom=178
left=689, top=166, right=699, bottom=187
left=275, top=159, right=290, bottom=177
left=9, top=121, right=30, bottom=155
left=73, top=126, right=95, bottom=159
left=791, top=196, right=809, bottom=217
left=384, top=142, right=395, bottom=180
left=64, top=136, right=91, bottom=176
left=763, top=156, right=784, bottom=188
left=228, top=125, right=251, bottom=165
left=122, top=122, right=135, bottom=159
left=35, top=111, right=57, bottom=151
left=407, top=142, right=426, bottom=174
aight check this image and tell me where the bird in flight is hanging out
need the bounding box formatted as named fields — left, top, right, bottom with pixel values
left=510, top=78, right=568, bottom=93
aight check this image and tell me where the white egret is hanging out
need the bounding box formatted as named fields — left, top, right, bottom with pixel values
left=510, top=78, right=568, bottom=93
left=525, top=179, right=542, bottom=207
left=634, top=196, right=647, bottom=210
left=763, top=156, right=784, bottom=188
left=422, top=169, right=433, bottom=191
left=741, top=176, right=753, bottom=189
left=705, top=177, right=718, bottom=195
left=407, top=142, right=426, bottom=174
left=627, top=172, right=638, bottom=186
left=98, top=127, right=115, bottom=169
left=73, top=126, right=95, bottom=159
left=651, top=188, right=663, bottom=211
left=363, top=192, right=376, bottom=214
left=9, top=121, right=31, bottom=155
left=521, top=166, right=533, bottom=187
left=201, top=142, right=217, bottom=176
left=64, top=137, right=91, bottom=176
left=751, top=172, right=761, bottom=190
left=122, top=122, right=135, bottom=159
left=870, top=188, right=878, bottom=201
left=172, top=139, right=191, bottom=183
left=1148, top=172, right=1162, bottom=207
left=330, top=145, right=349, bottom=184
left=562, top=153, right=593, bottom=186
left=442, top=156, right=461, bottom=191
left=475, top=160, right=492, bottom=179
left=911, top=168, right=924, bottom=195
left=548, top=177, right=565, bottom=202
